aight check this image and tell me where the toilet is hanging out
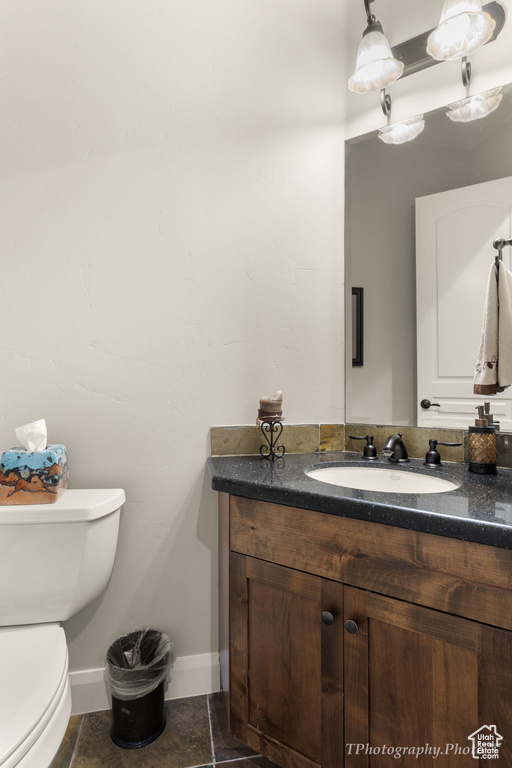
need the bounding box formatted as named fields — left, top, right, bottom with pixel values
left=0, top=488, right=125, bottom=768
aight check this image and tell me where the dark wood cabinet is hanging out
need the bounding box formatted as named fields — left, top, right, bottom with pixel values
left=219, top=494, right=512, bottom=768
left=229, top=554, right=343, bottom=768
left=343, top=586, right=512, bottom=766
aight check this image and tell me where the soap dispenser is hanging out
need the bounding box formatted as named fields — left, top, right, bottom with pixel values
left=468, top=406, right=497, bottom=475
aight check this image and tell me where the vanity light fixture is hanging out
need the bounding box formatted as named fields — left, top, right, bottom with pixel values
left=427, top=0, right=496, bottom=61
left=446, top=86, right=503, bottom=121
left=387, top=2, right=504, bottom=81
left=378, top=114, right=425, bottom=145
left=348, top=1, right=505, bottom=142
left=348, top=0, right=404, bottom=94
left=444, top=43, right=503, bottom=123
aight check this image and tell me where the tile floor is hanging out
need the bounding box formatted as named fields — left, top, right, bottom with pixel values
left=50, top=692, right=278, bottom=768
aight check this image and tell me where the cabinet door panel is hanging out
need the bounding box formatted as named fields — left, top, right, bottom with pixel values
left=478, top=624, right=512, bottom=763
left=248, top=573, right=321, bottom=758
left=344, top=587, right=511, bottom=767
left=230, top=553, right=343, bottom=768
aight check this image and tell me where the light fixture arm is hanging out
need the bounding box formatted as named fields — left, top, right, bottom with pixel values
left=462, top=56, right=472, bottom=87
left=381, top=88, right=392, bottom=118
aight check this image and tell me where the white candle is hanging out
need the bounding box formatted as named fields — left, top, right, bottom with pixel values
left=259, top=391, right=283, bottom=410
left=257, top=391, right=283, bottom=425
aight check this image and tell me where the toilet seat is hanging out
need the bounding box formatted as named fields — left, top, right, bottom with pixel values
left=0, top=625, right=70, bottom=768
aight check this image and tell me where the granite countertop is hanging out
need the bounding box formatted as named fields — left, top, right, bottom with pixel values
left=207, top=451, right=512, bottom=549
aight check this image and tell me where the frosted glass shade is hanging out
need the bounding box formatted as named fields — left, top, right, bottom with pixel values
left=427, top=0, right=495, bottom=61
left=446, top=87, right=503, bottom=122
left=348, top=30, right=404, bottom=93
left=379, top=115, right=425, bottom=145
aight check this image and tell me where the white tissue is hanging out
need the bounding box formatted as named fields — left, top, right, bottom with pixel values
left=15, top=419, right=48, bottom=452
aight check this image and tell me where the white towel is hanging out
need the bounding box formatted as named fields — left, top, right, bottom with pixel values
left=474, top=260, right=512, bottom=395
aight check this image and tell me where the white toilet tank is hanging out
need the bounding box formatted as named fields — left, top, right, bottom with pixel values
left=0, top=489, right=125, bottom=627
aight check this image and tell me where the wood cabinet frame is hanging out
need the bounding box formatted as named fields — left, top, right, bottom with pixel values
left=219, top=493, right=512, bottom=768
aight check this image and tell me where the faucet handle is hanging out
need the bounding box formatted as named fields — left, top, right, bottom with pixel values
left=425, top=438, right=462, bottom=467
left=436, top=441, right=462, bottom=447
left=348, top=435, right=378, bottom=460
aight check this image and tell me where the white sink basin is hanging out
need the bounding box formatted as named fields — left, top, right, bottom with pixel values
left=306, top=465, right=460, bottom=494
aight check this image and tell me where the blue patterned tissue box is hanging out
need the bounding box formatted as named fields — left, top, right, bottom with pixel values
left=0, top=444, right=69, bottom=504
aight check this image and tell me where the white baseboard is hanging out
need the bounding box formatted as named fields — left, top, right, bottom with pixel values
left=70, top=651, right=220, bottom=715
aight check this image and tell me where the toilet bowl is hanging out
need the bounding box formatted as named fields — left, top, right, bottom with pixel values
left=0, top=489, right=125, bottom=768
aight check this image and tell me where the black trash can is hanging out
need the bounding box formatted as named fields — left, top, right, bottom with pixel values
left=106, top=628, right=174, bottom=749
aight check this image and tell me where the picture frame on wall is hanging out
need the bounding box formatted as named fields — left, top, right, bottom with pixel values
left=352, top=287, right=363, bottom=367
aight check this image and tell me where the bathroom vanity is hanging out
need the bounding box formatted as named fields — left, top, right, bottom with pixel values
left=208, top=453, right=512, bottom=767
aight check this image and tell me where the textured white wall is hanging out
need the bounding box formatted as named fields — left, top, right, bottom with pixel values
left=0, top=0, right=345, bottom=683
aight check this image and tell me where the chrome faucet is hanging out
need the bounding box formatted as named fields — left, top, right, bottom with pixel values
left=382, top=433, right=410, bottom=463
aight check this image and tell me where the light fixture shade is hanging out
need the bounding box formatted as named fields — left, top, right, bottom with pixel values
left=427, top=0, right=496, bottom=61
left=348, top=29, right=404, bottom=93
left=446, top=87, right=503, bottom=122
left=378, top=115, right=425, bottom=144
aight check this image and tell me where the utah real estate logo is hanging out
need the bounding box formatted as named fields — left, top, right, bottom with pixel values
left=468, top=725, right=503, bottom=760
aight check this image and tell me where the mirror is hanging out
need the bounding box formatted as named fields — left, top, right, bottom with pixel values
left=345, top=82, right=512, bottom=427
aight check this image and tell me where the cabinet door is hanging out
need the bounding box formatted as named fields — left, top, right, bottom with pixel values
left=344, top=586, right=512, bottom=766
left=230, top=553, right=344, bottom=768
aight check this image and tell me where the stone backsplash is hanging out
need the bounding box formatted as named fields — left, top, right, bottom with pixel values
left=211, top=423, right=512, bottom=469
left=210, top=424, right=345, bottom=456
left=345, top=424, right=464, bottom=463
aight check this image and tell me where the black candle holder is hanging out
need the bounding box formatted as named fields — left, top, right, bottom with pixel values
left=259, top=420, right=285, bottom=461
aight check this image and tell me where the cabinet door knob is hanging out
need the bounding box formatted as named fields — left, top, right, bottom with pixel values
left=344, top=619, right=359, bottom=634
left=321, top=611, right=335, bottom=625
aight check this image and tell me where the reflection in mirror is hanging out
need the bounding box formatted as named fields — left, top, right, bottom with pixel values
left=352, top=287, right=364, bottom=367
left=345, top=82, right=512, bottom=429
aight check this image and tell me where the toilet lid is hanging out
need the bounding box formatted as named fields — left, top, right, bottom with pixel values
left=0, top=625, right=68, bottom=766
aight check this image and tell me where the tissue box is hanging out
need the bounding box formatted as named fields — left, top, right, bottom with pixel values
left=0, top=445, right=69, bottom=505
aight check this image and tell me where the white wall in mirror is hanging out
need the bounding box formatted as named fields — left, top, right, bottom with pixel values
left=345, top=83, right=512, bottom=427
